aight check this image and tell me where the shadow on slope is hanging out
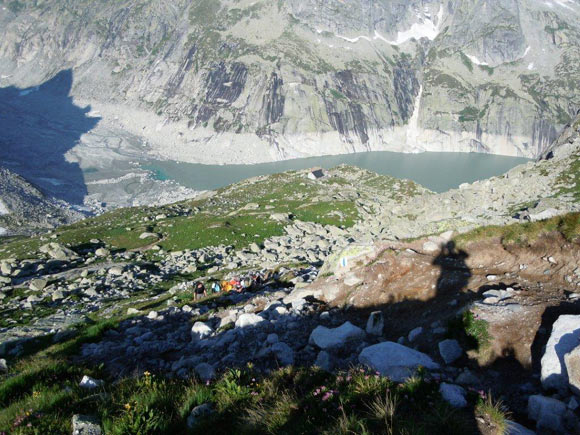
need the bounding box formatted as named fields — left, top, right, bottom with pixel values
left=0, top=69, right=100, bottom=206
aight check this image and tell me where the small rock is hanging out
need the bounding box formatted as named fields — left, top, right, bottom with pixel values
left=79, top=375, right=104, bottom=389
left=195, top=363, right=215, bottom=382
left=29, top=278, right=48, bottom=291
left=438, top=339, right=463, bottom=364
left=271, top=342, right=294, bottom=366
left=95, top=248, right=110, bottom=258
left=0, top=358, right=7, bottom=372
left=366, top=311, right=384, bottom=336
left=187, top=403, right=213, bottom=428
left=315, top=350, right=332, bottom=371
left=439, top=383, right=467, bottom=408
left=408, top=327, right=423, bottom=342
left=235, top=313, right=265, bottom=328
left=72, top=414, right=102, bottom=435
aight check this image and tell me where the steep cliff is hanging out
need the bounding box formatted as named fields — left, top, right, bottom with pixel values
left=0, top=0, right=579, bottom=163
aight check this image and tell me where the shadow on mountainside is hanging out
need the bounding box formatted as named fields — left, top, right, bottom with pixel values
left=0, top=69, right=100, bottom=206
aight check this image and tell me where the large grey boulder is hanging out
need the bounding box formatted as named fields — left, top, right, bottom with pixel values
left=359, top=342, right=439, bottom=383
left=541, top=315, right=580, bottom=392
left=309, top=321, right=365, bottom=350
left=39, top=243, right=78, bottom=261
left=528, top=394, right=567, bottom=432
left=72, top=414, right=102, bottom=435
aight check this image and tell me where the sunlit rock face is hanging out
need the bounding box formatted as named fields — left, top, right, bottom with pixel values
left=0, top=0, right=579, bottom=163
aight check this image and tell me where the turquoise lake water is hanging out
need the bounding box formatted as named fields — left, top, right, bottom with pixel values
left=143, top=151, right=531, bottom=193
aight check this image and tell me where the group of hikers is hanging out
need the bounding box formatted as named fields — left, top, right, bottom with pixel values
left=192, top=270, right=274, bottom=300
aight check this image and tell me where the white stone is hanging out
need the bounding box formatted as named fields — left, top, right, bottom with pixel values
left=235, top=313, right=265, bottom=328
left=108, top=266, right=124, bottom=276
left=191, top=322, right=213, bottom=341
left=147, top=311, right=158, bottom=319
left=79, top=375, right=104, bottom=389
left=95, top=248, right=110, bottom=258
left=366, top=311, right=384, bottom=336
left=438, top=339, right=463, bottom=364
left=359, top=342, right=439, bottom=383
left=439, top=383, right=467, bottom=408
left=541, top=315, right=580, bottom=392
left=309, top=321, right=366, bottom=350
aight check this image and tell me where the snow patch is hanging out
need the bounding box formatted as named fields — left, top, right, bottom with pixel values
left=523, top=46, right=531, bottom=57
left=0, top=227, right=6, bottom=236
left=465, top=54, right=488, bottom=66
left=528, top=62, right=535, bottom=70
left=39, top=177, right=65, bottom=186
left=336, top=5, right=444, bottom=46
left=545, top=0, right=578, bottom=11
left=0, top=200, right=9, bottom=215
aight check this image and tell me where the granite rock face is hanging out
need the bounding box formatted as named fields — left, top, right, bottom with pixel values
left=0, top=0, right=578, bottom=163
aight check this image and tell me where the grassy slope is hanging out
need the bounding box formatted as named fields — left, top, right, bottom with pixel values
left=0, top=311, right=502, bottom=434
left=0, top=166, right=424, bottom=260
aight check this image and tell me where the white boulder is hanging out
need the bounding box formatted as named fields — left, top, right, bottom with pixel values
left=541, top=315, right=580, bottom=392
left=309, top=321, right=365, bottom=350
left=359, top=342, right=439, bottom=383
left=191, top=322, right=213, bottom=341
left=79, top=375, right=104, bottom=389
left=235, top=313, right=265, bottom=328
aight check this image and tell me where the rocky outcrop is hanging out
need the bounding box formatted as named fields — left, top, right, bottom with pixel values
left=0, top=0, right=578, bottom=163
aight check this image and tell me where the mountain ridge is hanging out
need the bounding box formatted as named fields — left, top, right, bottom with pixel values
left=1, top=0, right=579, bottom=163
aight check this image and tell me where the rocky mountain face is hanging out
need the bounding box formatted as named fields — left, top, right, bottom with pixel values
left=0, top=167, right=84, bottom=235
left=0, top=0, right=579, bottom=163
